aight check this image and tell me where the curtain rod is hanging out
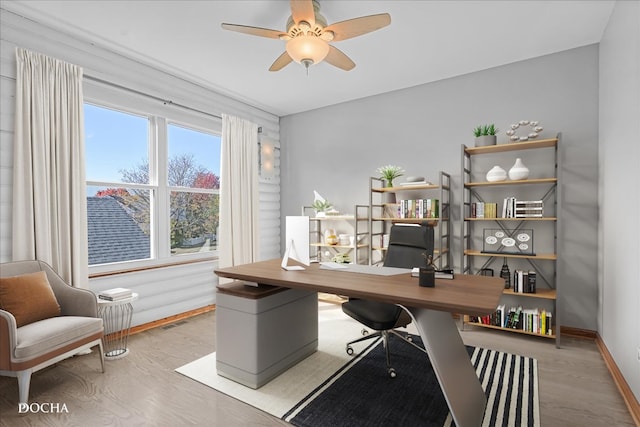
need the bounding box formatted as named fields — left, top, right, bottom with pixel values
left=83, top=74, right=222, bottom=120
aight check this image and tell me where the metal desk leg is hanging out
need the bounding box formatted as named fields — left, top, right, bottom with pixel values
left=405, top=306, right=486, bottom=427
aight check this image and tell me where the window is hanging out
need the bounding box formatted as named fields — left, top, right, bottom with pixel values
left=167, top=124, right=220, bottom=255
left=85, top=103, right=221, bottom=268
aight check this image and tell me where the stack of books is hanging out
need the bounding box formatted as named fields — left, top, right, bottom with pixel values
left=515, top=200, right=544, bottom=218
left=470, top=202, right=498, bottom=218
left=469, top=305, right=553, bottom=335
left=502, top=197, right=544, bottom=218
left=397, top=198, right=439, bottom=219
left=411, top=268, right=454, bottom=279
left=98, top=287, right=133, bottom=301
left=512, top=270, right=537, bottom=293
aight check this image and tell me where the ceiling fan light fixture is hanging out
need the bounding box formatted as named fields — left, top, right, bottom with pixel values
left=320, top=30, right=334, bottom=42
left=286, top=34, right=329, bottom=66
left=298, top=21, right=311, bottom=34
left=222, top=1, right=391, bottom=72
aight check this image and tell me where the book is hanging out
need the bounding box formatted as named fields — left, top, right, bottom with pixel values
left=435, top=270, right=454, bottom=279
left=411, top=268, right=453, bottom=279
left=399, top=181, right=432, bottom=186
left=546, top=312, right=553, bottom=335
left=528, top=271, right=536, bottom=293
left=509, top=306, right=522, bottom=329
left=98, top=287, right=133, bottom=300
left=99, top=294, right=133, bottom=301
left=496, top=304, right=505, bottom=327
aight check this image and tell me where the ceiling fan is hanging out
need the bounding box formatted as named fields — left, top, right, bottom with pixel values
left=221, top=0, right=391, bottom=72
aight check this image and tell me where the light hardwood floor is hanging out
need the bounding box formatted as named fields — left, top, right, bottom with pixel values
left=0, top=304, right=636, bottom=426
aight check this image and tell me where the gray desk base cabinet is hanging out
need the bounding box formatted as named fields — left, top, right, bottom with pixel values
left=216, top=283, right=318, bottom=389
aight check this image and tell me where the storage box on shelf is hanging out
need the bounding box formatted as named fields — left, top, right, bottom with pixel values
left=460, top=135, right=562, bottom=347
left=302, top=205, right=369, bottom=265
left=369, top=171, right=451, bottom=269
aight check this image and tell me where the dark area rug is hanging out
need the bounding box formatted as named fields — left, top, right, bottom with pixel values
left=283, top=335, right=539, bottom=427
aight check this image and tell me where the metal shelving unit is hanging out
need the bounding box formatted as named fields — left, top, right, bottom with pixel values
left=368, top=171, right=451, bottom=269
left=460, top=135, right=562, bottom=347
left=302, top=205, right=369, bottom=265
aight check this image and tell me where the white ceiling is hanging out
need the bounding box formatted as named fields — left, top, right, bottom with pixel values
left=5, top=1, right=615, bottom=116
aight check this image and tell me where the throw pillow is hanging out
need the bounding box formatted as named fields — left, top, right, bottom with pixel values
left=0, top=271, right=61, bottom=327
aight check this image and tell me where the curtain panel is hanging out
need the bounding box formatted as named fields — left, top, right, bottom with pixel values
left=12, top=48, right=88, bottom=287
left=219, top=114, right=260, bottom=273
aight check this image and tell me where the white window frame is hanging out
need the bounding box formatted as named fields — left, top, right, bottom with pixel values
left=84, top=81, right=222, bottom=275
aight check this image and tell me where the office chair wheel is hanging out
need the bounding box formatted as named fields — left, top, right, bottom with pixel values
left=361, top=328, right=369, bottom=336
left=388, top=368, right=396, bottom=378
left=346, top=346, right=354, bottom=356
left=406, top=335, right=413, bottom=342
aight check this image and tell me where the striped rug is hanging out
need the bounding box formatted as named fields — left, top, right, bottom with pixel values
left=284, top=336, right=539, bottom=427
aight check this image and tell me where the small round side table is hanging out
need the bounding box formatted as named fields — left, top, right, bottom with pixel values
left=97, top=293, right=138, bottom=360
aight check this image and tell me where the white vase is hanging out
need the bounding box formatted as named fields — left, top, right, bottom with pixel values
left=508, top=158, right=530, bottom=180
left=486, top=166, right=507, bottom=182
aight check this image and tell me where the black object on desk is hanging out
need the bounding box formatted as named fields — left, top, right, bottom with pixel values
left=419, top=266, right=436, bottom=287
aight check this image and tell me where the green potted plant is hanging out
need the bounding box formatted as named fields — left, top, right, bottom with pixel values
left=376, top=165, right=405, bottom=188
left=473, top=124, right=499, bottom=147
left=311, top=199, right=333, bottom=217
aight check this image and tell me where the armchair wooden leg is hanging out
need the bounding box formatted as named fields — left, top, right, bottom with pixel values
left=16, top=370, right=32, bottom=404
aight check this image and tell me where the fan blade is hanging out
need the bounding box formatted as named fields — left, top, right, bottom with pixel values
left=290, top=0, right=315, bottom=27
left=324, top=13, right=391, bottom=42
left=324, top=45, right=355, bottom=71
left=269, top=52, right=293, bottom=72
left=221, top=23, right=286, bottom=39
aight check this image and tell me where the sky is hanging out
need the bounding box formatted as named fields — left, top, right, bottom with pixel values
left=84, top=103, right=221, bottom=194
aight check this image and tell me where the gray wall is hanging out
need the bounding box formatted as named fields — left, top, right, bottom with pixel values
left=281, top=45, right=600, bottom=331
left=598, top=1, right=640, bottom=401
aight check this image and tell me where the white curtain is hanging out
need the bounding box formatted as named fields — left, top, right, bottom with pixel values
left=219, top=114, right=260, bottom=272
left=12, top=48, right=88, bottom=287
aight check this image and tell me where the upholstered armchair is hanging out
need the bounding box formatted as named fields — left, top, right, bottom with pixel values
left=0, top=260, right=104, bottom=403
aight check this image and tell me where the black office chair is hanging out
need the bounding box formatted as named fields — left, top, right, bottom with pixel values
left=342, top=223, right=434, bottom=378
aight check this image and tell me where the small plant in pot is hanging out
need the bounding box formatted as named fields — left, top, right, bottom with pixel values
left=473, top=124, right=499, bottom=147
left=376, top=165, right=405, bottom=188
left=311, top=199, right=332, bottom=217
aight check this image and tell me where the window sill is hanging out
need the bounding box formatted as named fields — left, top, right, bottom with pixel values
left=89, top=256, right=218, bottom=279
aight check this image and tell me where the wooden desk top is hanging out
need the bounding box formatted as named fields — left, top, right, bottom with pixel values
left=215, top=259, right=503, bottom=316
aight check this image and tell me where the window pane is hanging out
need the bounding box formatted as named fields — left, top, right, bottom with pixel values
left=85, top=104, right=149, bottom=184
left=167, top=124, right=221, bottom=188
left=87, top=187, right=151, bottom=265
left=170, top=191, right=218, bottom=255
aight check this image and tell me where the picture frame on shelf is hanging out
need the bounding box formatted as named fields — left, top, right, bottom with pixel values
left=481, top=228, right=535, bottom=256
